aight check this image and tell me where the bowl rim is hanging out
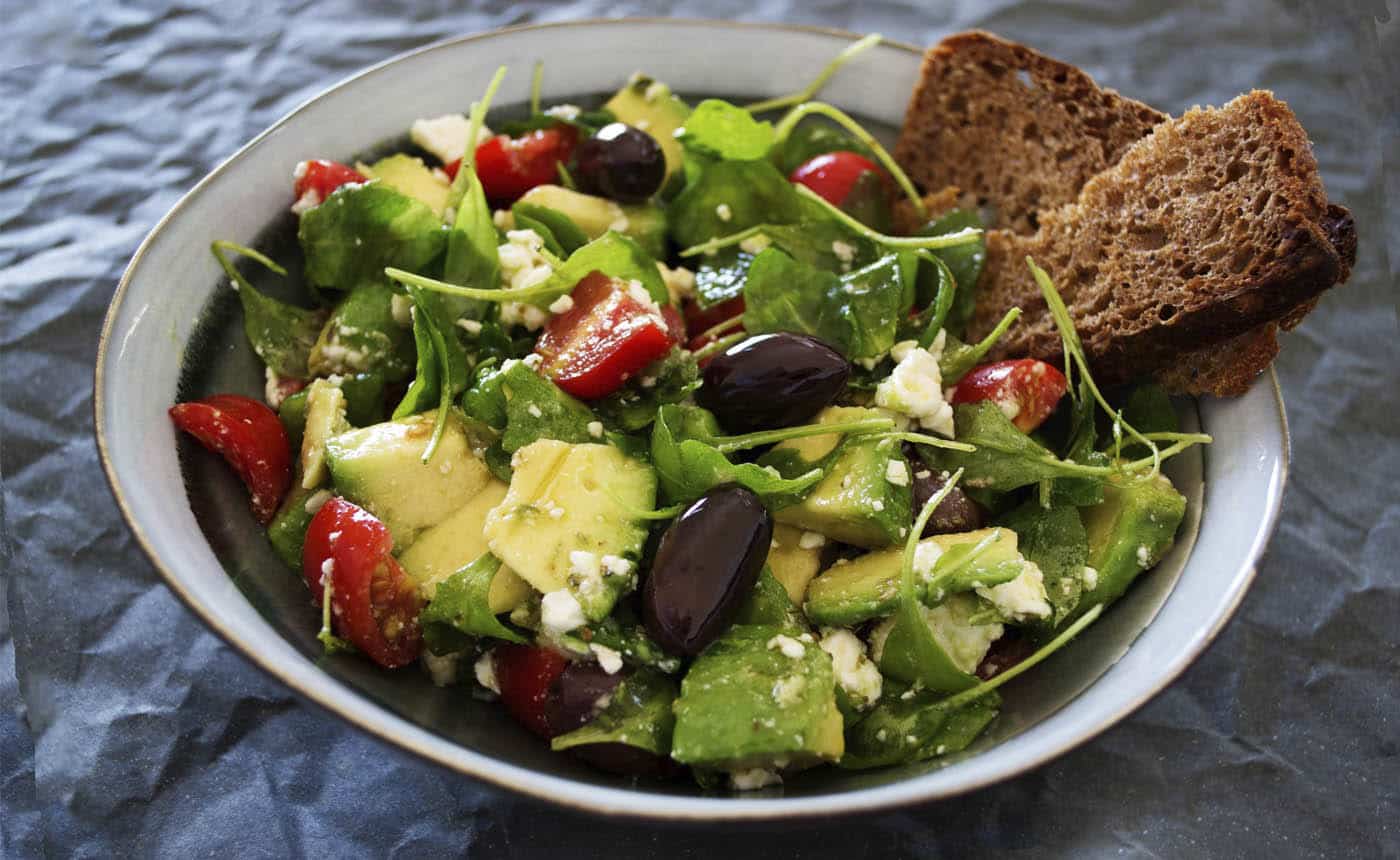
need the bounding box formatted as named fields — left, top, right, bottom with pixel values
left=94, top=16, right=1291, bottom=820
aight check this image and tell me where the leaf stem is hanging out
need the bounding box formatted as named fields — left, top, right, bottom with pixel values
left=792, top=184, right=979, bottom=250
left=690, top=331, right=746, bottom=363
left=774, top=101, right=926, bottom=218
left=711, top=416, right=895, bottom=454
left=212, top=240, right=288, bottom=278
left=386, top=267, right=553, bottom=304
left=873, top=431, right=976, bottom=453
left=677, top=225, right=769, bottom=258
left=529, top=61, right=543, bottom=116
left=745, top=33, right=882, bottom=114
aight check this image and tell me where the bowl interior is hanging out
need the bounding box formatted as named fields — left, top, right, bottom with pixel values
left=97, top=19, right=1287, bottom=818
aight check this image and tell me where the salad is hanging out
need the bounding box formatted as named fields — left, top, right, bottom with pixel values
left=170, top=38, right=1209, bottom=791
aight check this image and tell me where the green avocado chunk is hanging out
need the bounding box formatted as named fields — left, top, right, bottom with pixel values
left=325, top=413, right=494, bottom=548
left=603, top=74, right=691, bottom=187
left=1062, top=471, right=1187, bottom=627
left=670, top=625, right=843, bottom=771
left=359, top=154, right=451, bottom=217
left=763, top=406, right=911, bottom=549
left=513, top=185, right=667, bottom=260
left=267, top=484, right=319, bottom=569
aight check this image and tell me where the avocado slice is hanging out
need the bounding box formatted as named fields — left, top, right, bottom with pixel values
left=765, top=524, right=825, bottom=605
left=1064, top=471, right=1187, bottom=627
left=298, top=379, right=349, bottom=490
left=325, top=413, right=494, bottom=548
left=513, top=185, right=667, bottom=260
left=670, top=625, right=843, bottom=771
left=603, top=74, right=691, bottom=187
left=482, top=439, right=655, bottom=621
left=764, top=407, right=911, bottom=549
left=358, top=154, right=451, bottom=218
left=395, top=478, right=533, bottom=614
left=804, top=528, right=1024, bottom=627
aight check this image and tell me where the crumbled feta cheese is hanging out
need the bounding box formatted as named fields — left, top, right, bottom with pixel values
left=263, top=368, right=288, bottom=409
left=456, top=318, right=483, bottom=335
left=771, top=674, right=807, bottom=706
left=1082, top=566, right=1099, bottom=590
left=540, top=590, right=587, bottom=637
left=590, top=643, right=624, bottom=674
left=474, top=651, right=500, bottom=694
left=527, top=404, right=543, bottom=419
left=729, top=768, right=782, bottom=791
left=521, top=353, right=543, bottom=371
left=871, top=499, right=885, bottom=512
left=608, top=214, right=630, bottom=233
left=1136, top=545, right=1152, bottom=567
left=715, top=203, right=733, bottom=222
left=548, top=294, right=574, bottom=314
left=870, top=600, right=1003, bottom=673
left=390, top=293, right=414, bottom=327
left=303, top=488, right=333, bottom=515
left=587, top=420, right=604, bottom=439
left=496, top=229, right=555, bottom=323
left=886, top=460, right=910, bottom=487
left=767, top=634, right=806, bottom=659
left=656, top=261, right=696, bottom=303
left=739, top=233, right=772, bottom=255
left=977, top=560, right=1053, bottom=622
left=600, top=555, right=633, bottom=578
left=996, top=397, right=1021, bottom=422
left=875, top=334, right=955, bottom=437
left=798, top=531, right=827, bottom=550
left=818, top=628, right=882, bottom=709
left=320, top=557, right=335, bottom=579
left=290, top=187, right=321, bottom=215
left=831, top=240, right=856, bottom=265
left=640, top=375, right=657, bottom=388
left=422, top=651, right=462, bottom=687
left=912, top=541, right=944, bottom=577
left=410, top=113, right=490, bottom=165
left=499, top=301, right=550, bottom=331
left=544, top=103, right=581, bottom=120
left=643, top=80, right=668, bottom=102
left=889, top=339, right=919, bottom=364
left=569, top=550, right=603, bottom=596
left=492, top=208, right=510, bottom=229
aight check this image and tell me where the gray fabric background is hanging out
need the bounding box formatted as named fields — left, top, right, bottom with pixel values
left=2, top=1, right=1396, bottom=856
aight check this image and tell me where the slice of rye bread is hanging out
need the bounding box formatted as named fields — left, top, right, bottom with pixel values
left=964, top=90, right=1351, bottom=387
left=893, top=31, right=1166, bottom=236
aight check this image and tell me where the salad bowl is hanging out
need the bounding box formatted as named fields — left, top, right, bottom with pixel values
left=96, top=18, right=1289, bottom=819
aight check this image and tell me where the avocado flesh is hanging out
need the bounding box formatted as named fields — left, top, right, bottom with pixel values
left=603, top=74, right=691, bottom=186
left=670, top=625, right=843, bottom=771
left=395, top=479, right=532, bottom=614
left=325, top=413, right=493, bottom=548
left=804, top=528, right=1022, bottom=627
left=482, top=439, right=655, bottom=620
left=514, top=185, right=667, bottom=259
left=359, top=154, right=451, bottom=218
left=765, top=524, right=825, bottom=605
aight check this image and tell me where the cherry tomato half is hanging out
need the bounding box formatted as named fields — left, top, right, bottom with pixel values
left=302, top=498, right=423, bottom=669
left=293, top=159, right=366, bottom=204
left=788, top=151, right=886, bottom=207
left=492, top=644, right=571, bottom=738
left=473, top=125, right=579, bottom=203
left=169, top=394, right=292, bottom=524
left=533, top=271, right=677, bottom=400
left=950, top=359, right=1068, bottom=433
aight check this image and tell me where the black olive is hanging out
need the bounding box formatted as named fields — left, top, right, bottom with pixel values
left=642, top=485, right=772, bottom=656
left=573, top=122, right=665, bottom=203
left=696, top=333, right=850, bottom=434
left=544, top=661, right=624, bottom=737
left=910, top=461, right=986, bottom=536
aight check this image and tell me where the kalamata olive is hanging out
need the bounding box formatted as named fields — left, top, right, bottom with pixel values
left=910, top=459, right=986, bottom=536
left=544, top=661, right=625, bottom=737
left=976, top=629, right=1037, bottom=680
left=696, top=333, right=850, bottom=434
left=574, top=122, right=665, bottom=202
left=643, top=485, right=772, bottom=656
left=570, top=743, right=684, bottom=778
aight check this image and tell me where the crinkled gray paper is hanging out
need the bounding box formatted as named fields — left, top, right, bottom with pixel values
left=2, top=1, right=1396, bottom=856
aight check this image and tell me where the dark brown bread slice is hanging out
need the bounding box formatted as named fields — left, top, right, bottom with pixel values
left=967, top=90, right=1344, bottom=387
left=894, top=31, right=1165, bottom=235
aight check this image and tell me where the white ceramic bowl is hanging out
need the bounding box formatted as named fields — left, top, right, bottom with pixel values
left=96, top=19, right=1289, bottom=819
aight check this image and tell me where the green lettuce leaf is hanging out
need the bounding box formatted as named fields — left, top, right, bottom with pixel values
left=669, top=159, right=805, bottom=249
left=916, top=209, right=986, bottom=335
left=298, top=182, right=446, bottom=291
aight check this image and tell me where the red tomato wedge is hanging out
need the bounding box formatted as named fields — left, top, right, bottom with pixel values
left=533, top=271, right=677, bottom=400
left=473, top=125, right=579, bottom=202
left=302, top=498, right=423, bottom=669
left=950, top=359, right=1069, bottom=433
left=788, top=151, right=886, bottom=207
left=492, top=644, right=571, bottom=738
left=293, top=159, right=366, bottom=203
left=169, top=394, right=292, bottom=524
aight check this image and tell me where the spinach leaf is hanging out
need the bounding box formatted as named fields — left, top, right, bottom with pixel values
left=677, top=99, right=775, bottom=161
left=938, top=306, right=1022, bottom=385
left=741, top=249, right=912, bottom=361
left=839, top=170, right=894, bottom=233
left=840, top=687, right=1000, bottom=770
left=462, top=359, right=597, bottom=454
left=772, top=118, right=871, bottom=174
left=392, top=306, right=441, bottom=418
left=420, top=553, right=528, bottom=653
left=916, top=209, right=986, bottom=335
left=211, top=242, right=324, bottom=379
left=512, top=202, right=590, bottom=256
left=550, top=669, right=678, bottom=756
left=562, top=613, right=681, bottom=675
left=1116, top=383, right=1179, bottom=458
left=669, top=159, right=805, bottom=249
left=298, top=182, right=446, bottom=292
left=536, top=232, right=670, bottom=308
left=592, top=348, right=700, bottom=432
left=693, top=247, right=754, bottom=308
left=392, top=286, right=471, bottom=461
left=650, top=404, right=824, bottom=506
left=921, top=402, right=1106, bottom=493
left=997, top=499, right=1090, bottom=627
left=308, top=281, right=417, bottom=382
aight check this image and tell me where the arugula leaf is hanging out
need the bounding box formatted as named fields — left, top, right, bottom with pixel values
left=550, top=668, right=678, bottom=756
left=512, top=201, right=590, bottom=256
left=420, top=553, right=529, bottom=653
left=937, top=307, right=1022, bottom=385
left=1117, top=383, right=1179, bottom=457
left=538, top=231, right=670, bottom=308
left=462, top=359, right=597, bottom=456
left=298, top=182, right=446, bottom=292
left=592, top=348, right=701, bottom=432
left=394, top=286, right=470, bottom=462
left=669, top=159, right=805, bottom=249
left=650, top=404, right=824, bottom=506
left=916, top=210, right=986, bottom=334
left=741, top=248, right=913, bottom=360
left=677, top=99, right=775, bottom=161
left=211, top=241, right=325, bottom=379
left=839, top=687, right=1000, bottom=770
left=921, top=402, right=1107, bottom=493
left=997, top=499, right=1090, bottom=626
left=500, top=108, right=616, bottom=137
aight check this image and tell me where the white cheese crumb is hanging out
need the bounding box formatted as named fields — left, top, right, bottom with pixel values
left=587, top=420, right=604, bottom=439
left=522, top=353, right=543, bottom=371
left=739, top=233, right=772, bottom=255
left=263, top=368, right=288, bottom=409
left=527, top=404, right=543, bottom=419
left=390, top=293, right=414, bottom=327
left=797, top=531, right=827, bottom=550
left=912, top=541, right=944, bottom=577
left=473, top=651, right=500, bottom=694
left=771, top=674, right=807, bottom=706
left=886, top=459, right=910, bottom=487
left=656, top=261, right=696, bottom=303
left=540, top=590, right=587, bottom=637
left=767, top=634, right=806, bottom=659
left=548, top=294, right=575, bottom=314
left=320, top=557, right=335, bottom=579
left=543, top=103, right=582, bottom=120
left=569, top=550, right=603, bottom=596
left=818, top=628, right=882, bottom=710
left=871, top=500, right=885, bottom=512
left=303, top=489, right=333, bottom=515
left=715, top=203, right=733, bottom=222
left=1082, top=566, right=1099, bottom=590
left=977, top=560, right=1053, bottom=622
left=729, top=768, right=782, bottom=791
left=422, top=651, right=462, bottom=687
left=875, top=332, right=954, bottom=438
left=831, top=240, right=856, bottom=264
left=290, top=187, right=321, bottom=215
left=456, top=318, right=483, bottom=335
left=889, top=339, right=919, bottom=364
left=601, top=555, right=633, bottom=578
left=591, top=643, right=624, bottom=674
left=1136, top=545, right=1152, bottom=567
